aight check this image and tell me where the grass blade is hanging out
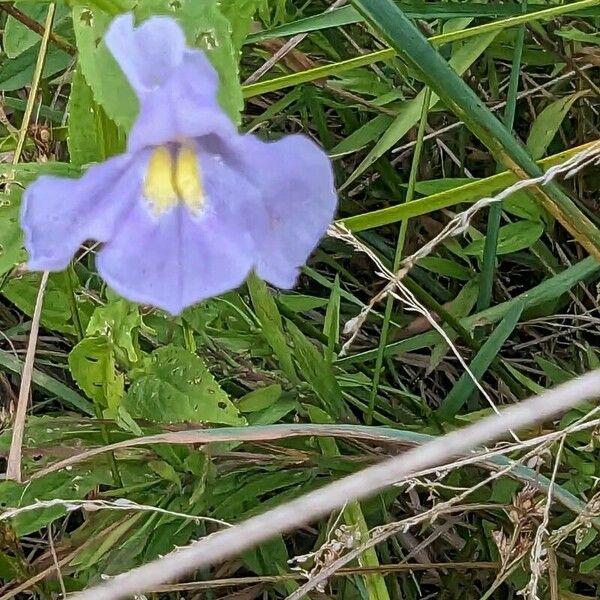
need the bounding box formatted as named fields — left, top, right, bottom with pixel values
left=350, top=0, right=600, bottom=260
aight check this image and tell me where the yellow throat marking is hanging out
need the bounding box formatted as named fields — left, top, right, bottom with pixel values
left=144, top=146, right=204, bottom=213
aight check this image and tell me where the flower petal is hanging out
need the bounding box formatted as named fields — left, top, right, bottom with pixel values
left=239, top=134, right=337, bottom=288
left=127, top=50, right=231, bottom=152
left=104, top=14, right=186, bottom=98
left=97, top=148, right=265, bottom=315
left=21, top=154, right=144, bottom=271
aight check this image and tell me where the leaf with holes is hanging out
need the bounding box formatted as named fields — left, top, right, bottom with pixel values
left=72, top=5, right=139, bottom=131
left=0, top=188, right=26, bottom=277
left=74, top=0, right=242, bottom=131
left=123, top=345, right=245, bottom=425
left=86, top=298, right=143, bottom=364
left=69, top=336, right=124, bottom=410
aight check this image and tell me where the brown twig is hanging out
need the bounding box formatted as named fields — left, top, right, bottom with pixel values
left=0, top=3, right=76, bottom=56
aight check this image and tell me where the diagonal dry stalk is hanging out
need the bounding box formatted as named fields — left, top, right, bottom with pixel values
left=6, top=271, right=48, bottom=481
left=71, top=370, right=600, bottom=600
left=331, top=140, right=600, bottom=354
left=284, top=434, right=556, bottom=600
left=6, top=3, right=56, bottom=483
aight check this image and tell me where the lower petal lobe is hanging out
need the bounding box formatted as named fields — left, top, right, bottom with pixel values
left=96, top=201, right=255, bottom=315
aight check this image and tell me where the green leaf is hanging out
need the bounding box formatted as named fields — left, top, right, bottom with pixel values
left=417, top=257, right=472, bottom=281
left=4, top=3, right=49, bottom=58
left=0, top=354, right=94, bottom=414
left=287, top=320, right=345, bottom=418
left=123, top=345, right=245, bottom=425
left=535, top=356, right=575, bottom=386
left=68, top=66, right=126, bottom=164
left=323, top=275, right=341, bottom=362
left=149, top=460, right=182, bottom=490
left=72, top=6, right=138, bottom=131
left=278, top=294, right=328, bottom=312
left=219, top=0, right=263, bottom=51
left=0, top=188, right=26, bottom=277
left=69, top=336, right=124, bottom=409
left=238, top=384, right=282, bottom=413
left=579, top=553, right=600, bottom=574
left=526, top=91, right=589, bottom=160
left=464, top=220, right=545, bottom=256
left=86, top=299, right=143, bottom=364
left=0, top=469, right=113, bottom=536
left=0, top=42, right=71, bottom=91
left=503, top=191, right=544, bottom=222
left=2, top=272, right=94, bottom=335
left=0, top=161, right=80, bottom=186
left=438, top=300, right=524, bottom=417
left=556, top=26, right=600, bottom=44
left=68, top=66, right=104, bottom=165
left=247, top=273, right=298, bottom=383
left=3, top=4, right=71, bottom=59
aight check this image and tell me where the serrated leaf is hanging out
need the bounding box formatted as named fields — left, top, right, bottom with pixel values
left=74, top=0, right=242, bottom=131
left=123, top=345, right=245, bottom=425
left=68, top=66, right=125, bottom=165
left=0, top=188, right=26, bottom=277
left=72, top=6, right=138, bottom=131
left=69, top=335, right=124, bottom=409
left=219, top=0, right=263, bottom=51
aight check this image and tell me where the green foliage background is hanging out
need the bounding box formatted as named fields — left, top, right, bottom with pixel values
left=0, top=0, right=599, bottom=598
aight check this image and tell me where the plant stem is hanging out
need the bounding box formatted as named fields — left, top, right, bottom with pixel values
left=367, top=87, right=432, bottom=424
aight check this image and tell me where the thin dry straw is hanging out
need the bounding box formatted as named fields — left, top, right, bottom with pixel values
left=73, top=370, right=600, bottom=600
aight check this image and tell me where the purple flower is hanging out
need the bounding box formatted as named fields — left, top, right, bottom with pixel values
left=21, top=14, right=337, bottom=315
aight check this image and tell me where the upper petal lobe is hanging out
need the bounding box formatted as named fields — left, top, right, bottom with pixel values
left=239, top=134, right=337, bottom=288
left=127, top=50, right=232, bottom=152
left=105, top=14, right=230, bottom=152
left=104, top=14, right=186, bottom=98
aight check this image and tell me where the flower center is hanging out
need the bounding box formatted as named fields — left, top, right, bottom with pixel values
left=144, top=145, right=204, bottom=214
